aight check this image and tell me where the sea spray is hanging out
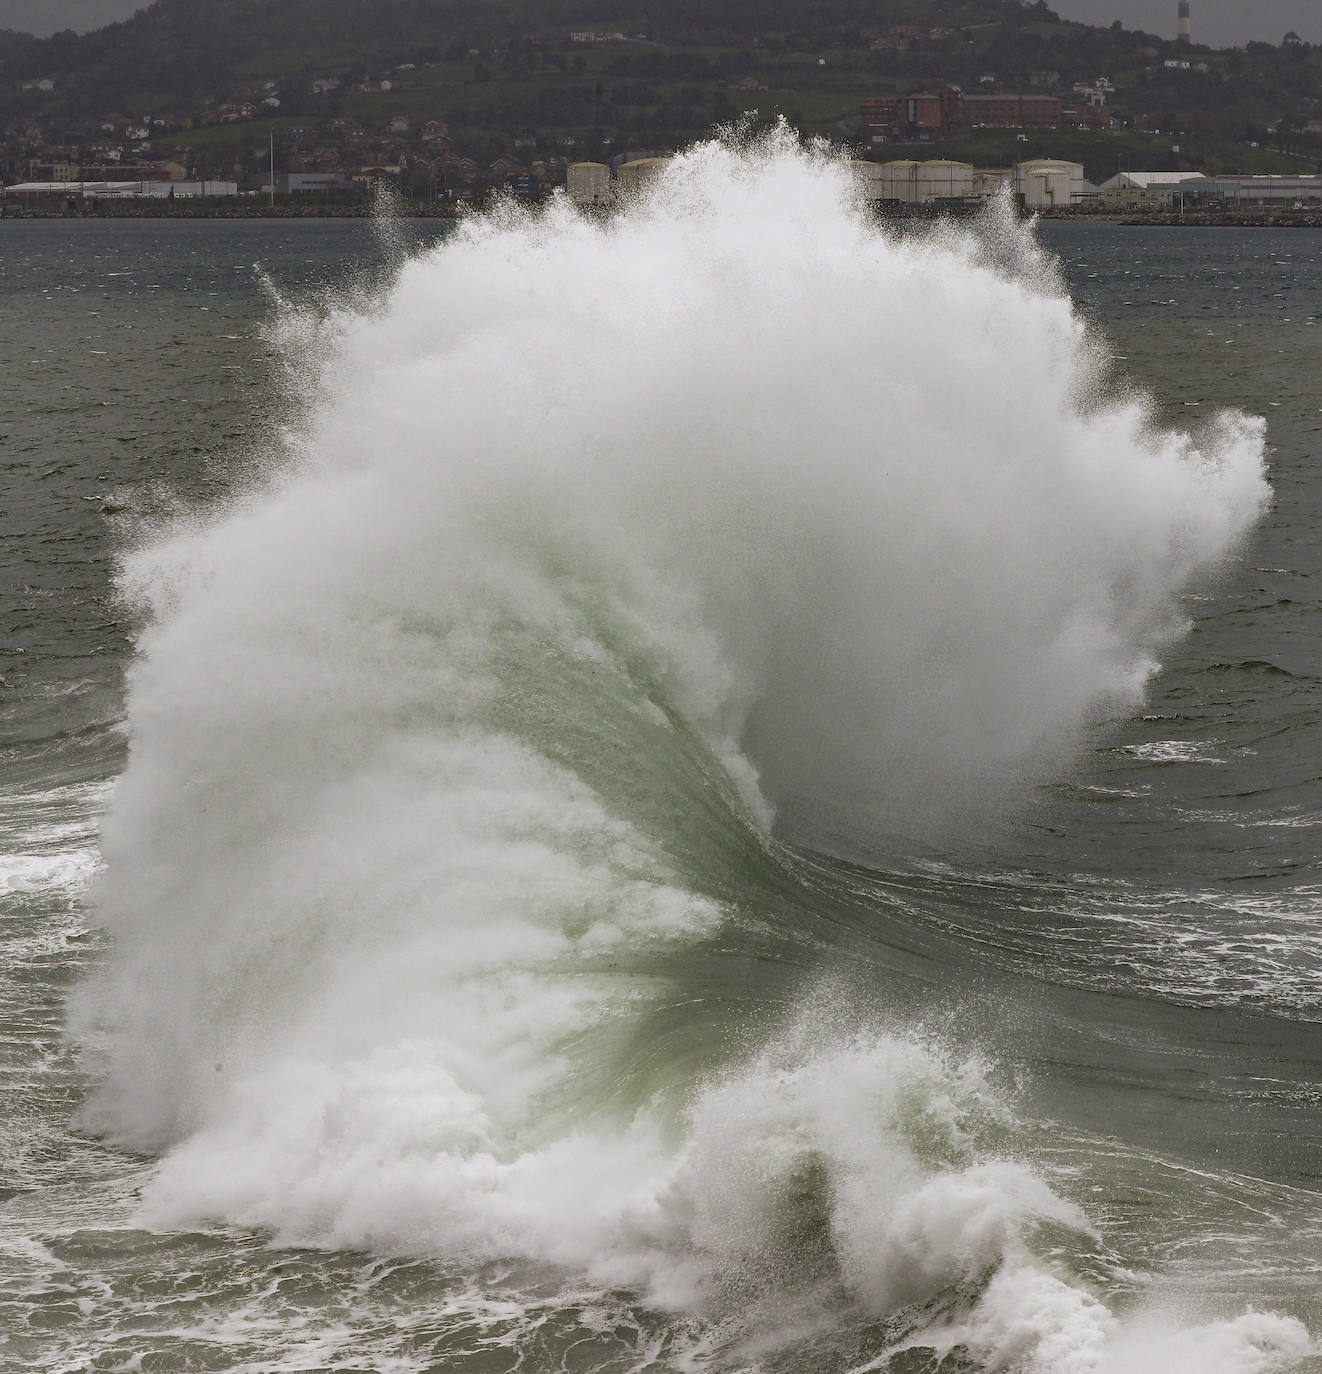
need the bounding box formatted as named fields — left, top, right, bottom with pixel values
left=72, top=129, right=1285, bottom=1370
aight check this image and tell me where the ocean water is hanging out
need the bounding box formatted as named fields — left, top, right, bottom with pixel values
left=2, top=134, right=1322, bottom=1373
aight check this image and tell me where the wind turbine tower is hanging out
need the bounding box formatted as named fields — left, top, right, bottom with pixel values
left=1178, top=0, right=1191, bottom=43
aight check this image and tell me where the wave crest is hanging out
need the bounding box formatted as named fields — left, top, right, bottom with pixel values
left=73, top=129, right=1281, bottom=1371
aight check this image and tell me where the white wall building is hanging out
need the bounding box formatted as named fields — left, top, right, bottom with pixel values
left=4, top=180, right=238, bottom=199
left=1100, top=171, right=1208, bottom=192
left=1204, top=174, right=1321, bottom=206
left=100, top=180, right=239, bottom=198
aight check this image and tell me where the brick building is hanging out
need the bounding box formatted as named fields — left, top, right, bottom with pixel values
left=861, top=86, right=1063, bottom=142
left=961, top=94, right=1063, bottom=128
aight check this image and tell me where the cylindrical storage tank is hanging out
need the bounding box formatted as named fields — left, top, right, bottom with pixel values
left=615, top=157, right=671, bottom=197
left=877, top=160, right=918, bottom=203
left=566, top=161, right=610, bottom=206
left=1013, top=159, right=1084, bottom=206
left=851, top=161, right=888, bottom=201
left=1020, top=171, right=1047, bottom=207
left=1021, top=169, right=1072, bottom=207
left=973, top=168, right=1011, bottom=200
left=916, top=159, right=974, bottom=202
left=1042, top=169, right=1072, bottom=207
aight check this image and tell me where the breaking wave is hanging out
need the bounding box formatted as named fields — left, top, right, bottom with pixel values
left=74, top=130, right=1294, bottom=1371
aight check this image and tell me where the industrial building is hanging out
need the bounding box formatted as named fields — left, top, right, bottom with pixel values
left=5, top=179, right=239, bottom=200
left=1203, top=174, right=1322, bottom=207
left=273, top=172, right=350, bottom=195
left=1100, top=170, right=1321, bottom=210
left=1100, top=170, right=1208, bottom=209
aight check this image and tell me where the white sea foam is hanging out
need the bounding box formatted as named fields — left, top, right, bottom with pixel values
left=1121, top=740, right=1227, bottom=765
left=0, top=849, right=99, bottom=896
left=73, top=130, right=1280, bottom=1370
left=1095, top=1309, right=1315, bottom=1374
left=0, top=780, right=107, bottom=898
left=902, top=1274, right=1313, bottom=1374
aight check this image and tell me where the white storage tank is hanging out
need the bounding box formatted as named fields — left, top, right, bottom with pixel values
left=1014, top=158, right=1084, bottom=208
left=916, top=159, right=974, bottom=201
left=875, top=160, right=918, bottom=203
left=851, top=161, right=889, bottom=201
left=566, top=161, right=611, bottom=206
left=615, top=157, right=671, bottom=197
left=973, top=167, right=1012, bottom=200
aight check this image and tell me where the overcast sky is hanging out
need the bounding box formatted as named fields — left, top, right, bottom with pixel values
left=0, top=0, right=143, bottom=36
left=2, top=0, right=1320, bottom=47
left=1049, top=0, right=1321, bottom=47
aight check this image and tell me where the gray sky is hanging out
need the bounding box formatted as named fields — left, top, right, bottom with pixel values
left=1036, top=0, right=1320, bottom=47
left=2, top=0, right=1320, bottom=47
left=0, top=0, right=143, bottom=36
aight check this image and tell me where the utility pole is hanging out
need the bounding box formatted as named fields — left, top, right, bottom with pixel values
left=269, top=133, right=275, bottom=209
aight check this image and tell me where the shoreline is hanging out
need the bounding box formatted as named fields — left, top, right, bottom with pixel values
left=876, top=204, right=1322, bottom=227
left=0, top=204, right=459, bottom=220
left=1042, top=209, right=1322, bottom=227
left=2, top=204, right=1321, bottom=227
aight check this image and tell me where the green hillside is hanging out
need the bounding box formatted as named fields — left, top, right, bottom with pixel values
left=1, top=0, right=1318, bottom=184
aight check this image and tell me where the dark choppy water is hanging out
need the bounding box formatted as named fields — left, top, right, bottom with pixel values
left=3, top=166, right=1322, bottom=1374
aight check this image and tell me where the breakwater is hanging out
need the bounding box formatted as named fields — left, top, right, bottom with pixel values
left=1042, top=208, right=1322, bottom=227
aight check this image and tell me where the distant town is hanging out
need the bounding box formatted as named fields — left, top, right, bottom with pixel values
left=1, top=0, right=1320, bottom=216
